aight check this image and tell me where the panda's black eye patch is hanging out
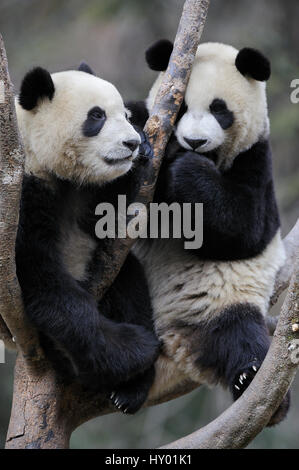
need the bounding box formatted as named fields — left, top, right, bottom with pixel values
left=210, top=99, right=227, bottom=113
left=209, top=98, right=234, bottom=130
left=83, top=106, right=106, bottom=137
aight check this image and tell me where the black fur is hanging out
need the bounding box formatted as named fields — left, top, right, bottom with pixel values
left=209, top=98, right=234, bottom=130
left=158, top=139, right=280, bottom=261
left=19, top=67, right=55, bottom=110
left=175, top=99, right=188, bottom=124
left=174, top=304, right=289, bottom=426
left=126, top=99, right=187, bottom=130
left=78, top=62, right=95, bottom=75
left=126, top=101, right=149, bottom=129
left=145, top=39, right=173, bottom=71
left=82, top=106, right=107, bottom=137
left=184, top=304, right=270, bottom=387
left=110, top=366, right=156, bottom=414
left=235, top=48, right=271, bottom=82
left=16, top=134, right=159, bottom=412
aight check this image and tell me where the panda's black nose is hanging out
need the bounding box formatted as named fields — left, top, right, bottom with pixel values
left=123, top=139, right=139, bottom=152
left=184, top=138, right=208, bottom=150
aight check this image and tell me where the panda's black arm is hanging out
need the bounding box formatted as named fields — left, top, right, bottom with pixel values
left=125, top=100, right=149, bottom=129
left=16, top=176, right=159, bottom=390
left=163, top=140, right=280, bottom=259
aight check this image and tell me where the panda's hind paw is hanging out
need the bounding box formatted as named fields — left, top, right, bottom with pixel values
left=231, top=363, right=291, bottom=427
left=109, top=388, right=147, bottom=415
left=231, top=361, right=260, bottom=400
left=109, top=367, right=154, bottom=415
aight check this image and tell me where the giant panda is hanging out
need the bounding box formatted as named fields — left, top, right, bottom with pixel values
left=126, top=40, right=290, bottom=425
left=15, top=63, right=160, bottom=414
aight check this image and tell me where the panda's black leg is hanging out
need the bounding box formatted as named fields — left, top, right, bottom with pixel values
left=110, top=366, right=155, bottom=414
left=98, top=253, right=159, bottom=412
left=193, top=303, right=290, bottom=425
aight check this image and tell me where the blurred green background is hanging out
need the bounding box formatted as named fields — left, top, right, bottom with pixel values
left=0, top=0, right=299, bottom=449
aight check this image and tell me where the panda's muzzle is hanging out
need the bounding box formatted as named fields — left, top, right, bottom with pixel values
left=184, top=138, right=208, bottom=150
left=104, top=154, right=134, bottom=165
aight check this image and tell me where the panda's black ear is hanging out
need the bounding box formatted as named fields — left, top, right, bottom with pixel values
left=78, top=62, right=95, bottom=75
left=235, top=48, right=271, bottom=82
left=19, top=67, right=55, bottom=110
left=145, top=39, right=173, bottom=71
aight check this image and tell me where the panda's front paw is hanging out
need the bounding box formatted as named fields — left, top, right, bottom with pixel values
left=137, top=130, right=154, bottom=162
left=169, top=151, right=216, bottom=182
left=231, top=361, right=259, bottom=400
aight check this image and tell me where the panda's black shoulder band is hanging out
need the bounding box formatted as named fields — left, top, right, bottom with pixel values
left=145, top=39, right=173, bottom=71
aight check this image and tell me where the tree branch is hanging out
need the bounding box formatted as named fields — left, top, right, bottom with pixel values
left=160, top=251, right=299, bottom=449
left=270, top=219, right=299, bottom=306
left=0, top=34, right=43, bottom=359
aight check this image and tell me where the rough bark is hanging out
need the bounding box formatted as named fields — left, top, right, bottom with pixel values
left=270, top=219, right=299, bottom=306
left=0, top=35, right=43, bottom=359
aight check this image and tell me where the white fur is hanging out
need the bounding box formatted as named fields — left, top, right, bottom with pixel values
left=60, top=224, right=96, bottom=281
left=147, top=42, right=270, bottom=169
left=16, top=70, right=141, bottom=184
left=177, top=110, right=226, bottom=152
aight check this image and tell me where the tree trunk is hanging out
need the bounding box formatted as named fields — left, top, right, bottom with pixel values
left=6, top=354, right=73, bottom=449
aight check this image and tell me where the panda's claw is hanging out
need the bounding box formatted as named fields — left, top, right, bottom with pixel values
left=232, top=362, right=261, bottom=401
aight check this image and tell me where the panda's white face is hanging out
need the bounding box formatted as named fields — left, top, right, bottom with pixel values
left=175, top=108, right=226, bottom=154
left=147, top=42, right=270, bottom=169
left=16, top=70, right=141, bottom=184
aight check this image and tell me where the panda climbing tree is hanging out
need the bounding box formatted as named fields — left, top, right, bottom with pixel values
left=0, top=0, right=299, bottom=450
